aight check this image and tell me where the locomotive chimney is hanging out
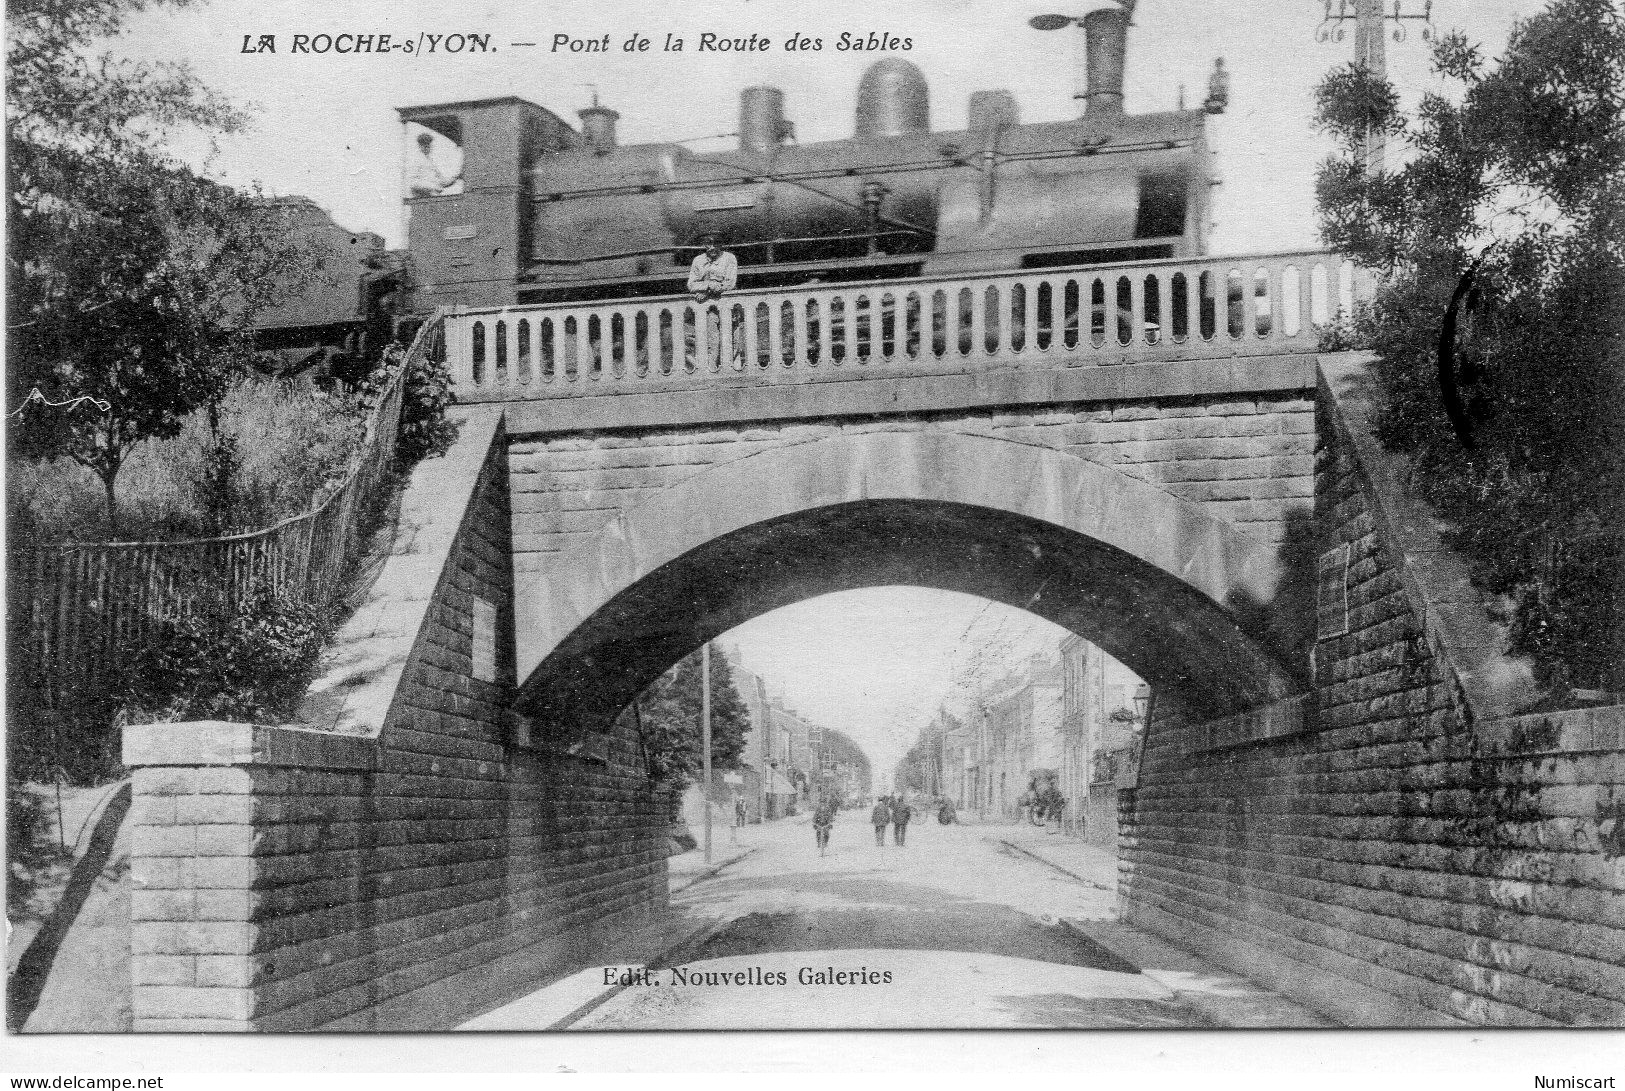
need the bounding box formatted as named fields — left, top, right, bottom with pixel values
left=1081, top=6, right=1128, bottom=118
left=578, top=101, right=620, bottom=155
left=740, top=86, right=789, bottom=155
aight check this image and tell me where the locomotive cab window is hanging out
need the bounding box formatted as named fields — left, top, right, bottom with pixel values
left=406, top=119, right=465, bottom=199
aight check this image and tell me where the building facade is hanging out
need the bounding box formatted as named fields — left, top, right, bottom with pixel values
left=1059, top=635, right=1146, bottom=846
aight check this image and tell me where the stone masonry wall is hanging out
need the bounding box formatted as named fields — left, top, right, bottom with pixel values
left=1118, top=389, right=1625, bottom=1027
left=507, top=393, right=1318, bottom=586
left=126, top=417, right=669, bottom=1032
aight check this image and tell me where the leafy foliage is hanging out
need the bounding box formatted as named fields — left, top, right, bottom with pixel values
left=122, top=584, right=333, bottom=723
left=5, top=775, right=71, bottom=916
left=393, top=338, right=459, bottom=467
left=1313, top=0, right=1625, bottom=692
left=6, top=0, right=319, bottom=535
left=629, top=649, right=750, bottom=791
left=8, top=375, right=368, bottom=544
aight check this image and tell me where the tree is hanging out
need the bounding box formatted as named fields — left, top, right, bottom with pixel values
left=629, top=648, right=750, bottom=792
left=7, top=0, right=317, bottom=537
left=1313, top=0, right=1625, bottom=693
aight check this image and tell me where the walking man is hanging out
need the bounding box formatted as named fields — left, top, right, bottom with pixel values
left=813, top=797, right=836, bottom=857
left=735, top=798, right=747, bottom=829
left=891, top=795, right=913, bottom=848
left=870, top=797, right=892, bottom=846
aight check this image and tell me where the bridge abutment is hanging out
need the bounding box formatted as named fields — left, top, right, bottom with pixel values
left=1119, top=362, right=1625, bottom=1026
left=124, top=408, right=669, bottom=1031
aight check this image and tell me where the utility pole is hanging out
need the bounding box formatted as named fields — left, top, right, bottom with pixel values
left=702, top=642, right=712, bottom=864
left=1354, top=0, right=1387, bottom=174
left=1317, top=0, right=1433, bottom=175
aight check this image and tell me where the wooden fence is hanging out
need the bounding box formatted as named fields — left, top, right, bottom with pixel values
left=8, top=315, right=441, bottom=714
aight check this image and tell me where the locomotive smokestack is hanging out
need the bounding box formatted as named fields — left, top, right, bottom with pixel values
left=1081, top=7, right=1128, bottom=118
left=578, top=102, right=620, bottom=154
left=740, top=86, right=789, bottom=155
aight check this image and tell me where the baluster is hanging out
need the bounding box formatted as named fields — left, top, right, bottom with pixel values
left=1063, top=278, right=1080, bottom=352
left=686, top=304, right=703, bottom=374
left=766, top=300, right=782, bottom=369
left=713, top=303, right=729, bottom=373
left=962, top=286, right=975, bottom=357
left=659, top=308, right=675, bottom=375
left=448, top=318, right=465, bottom=385
left=1129, top=275, right=1146, bottom=347
left=610, top=310, right=625, bottom=380
left=586, top=312, right=602, bottom=378
left=500, top=313, right=513, bottom=386
left=794, top=297, right=811, bottom=368
left=567, top=313, right=582, bottom=379
left=731, top=301, right=746, bottom=371
left=1016, top=277, right=1040, bottom=354
left=1158, top=274, right=1173, bottom=346
left=1189, top=265, right=1205, bottom=341
left=856, top=292, right=872, bottom=363
left=1270, top=263, right=1287, bottom=341
left=508, top=316, right=521, bottom=386
left=832, top=289, right=845, bottom=367
left=1284, top=265, right=1305, bottom=339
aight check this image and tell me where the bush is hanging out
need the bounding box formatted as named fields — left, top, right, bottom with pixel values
left=6, top=773, right=70, bottom=915
left=1312, top=1, right=1625, bottom=694
left=122, top=584, right=333, bottom=723
left=393, top=339, right=458, bottom=467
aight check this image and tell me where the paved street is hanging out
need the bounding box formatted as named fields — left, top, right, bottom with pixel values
left=465, top=811, right=1328, bottom=1031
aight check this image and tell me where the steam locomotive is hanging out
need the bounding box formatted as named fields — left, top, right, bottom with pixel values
left=396, top=7, right=1228, bottom=314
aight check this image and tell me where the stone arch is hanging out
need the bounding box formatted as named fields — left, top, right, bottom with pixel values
left=514, top=430, right=1306, bottom=733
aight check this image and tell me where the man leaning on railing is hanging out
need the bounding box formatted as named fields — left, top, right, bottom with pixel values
left=687, top=234, right=742, bottom=368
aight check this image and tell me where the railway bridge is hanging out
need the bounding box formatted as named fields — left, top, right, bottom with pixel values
left=122, top=251, right=1624, bottom=1030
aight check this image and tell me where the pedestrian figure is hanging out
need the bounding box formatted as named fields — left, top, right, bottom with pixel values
left=735, top=798, right=747, bottom=829
left=891, top=796, right=913, bottom=847
left=686, top=233, right=740, bottom=369
left=813, top=798, right=836, bottom=857
left=870, top=797, right=892, bottom=846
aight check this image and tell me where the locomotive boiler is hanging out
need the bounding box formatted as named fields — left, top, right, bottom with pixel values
left=397, top=7, right=1227, bottom=312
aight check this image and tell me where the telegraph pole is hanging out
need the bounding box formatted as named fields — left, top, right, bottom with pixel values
left=701, top=642, right=712, bottom=864
left=1354, top=0, right=1387, bottom=173
left=1317, top=0, right=1433, bottom=175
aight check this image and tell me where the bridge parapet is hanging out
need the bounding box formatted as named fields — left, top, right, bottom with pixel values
left=444, top=250, right=1368, bottom=402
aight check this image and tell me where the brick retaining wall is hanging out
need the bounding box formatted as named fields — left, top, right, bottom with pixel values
left=125, top=413, right=669, bottom=1031
left=1119, top=381, right=1625, bottom=1027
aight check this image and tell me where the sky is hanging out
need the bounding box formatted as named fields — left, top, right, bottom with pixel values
left=112, top=0, right=1541, bottom=777
left=119, top=0, right=1539, bottom=252
left=725, top=589, right=1073, bottom=781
